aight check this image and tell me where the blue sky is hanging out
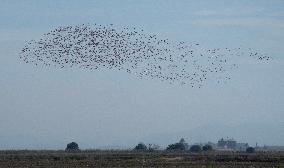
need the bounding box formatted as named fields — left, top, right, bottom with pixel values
left=0, top=0, right=284, bottom=149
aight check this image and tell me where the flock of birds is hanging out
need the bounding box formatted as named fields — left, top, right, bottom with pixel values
left=20, top=24, right=271, bottom=87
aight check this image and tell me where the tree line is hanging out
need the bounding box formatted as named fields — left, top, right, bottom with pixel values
left=65, top=138, right=255, bottom=153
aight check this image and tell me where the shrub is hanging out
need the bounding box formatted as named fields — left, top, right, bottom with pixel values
left=246, top=147, right=255, bottom=153
left=148, top=144, right=160, bottom=152
left=202, top=144, right=213, bottom=151
left=166, top=138, right=188, bottom=151
left=190, top=145, right=202, bottom=153
left=166, top=143, right=186, bottom=151
left=65, top=142, right=80, bottom=151
left=134, top=143, right=147, bottom=151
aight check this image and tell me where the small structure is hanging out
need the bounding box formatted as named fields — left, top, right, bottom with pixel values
left=217, top=138, right=237, bottom=150
left=236, top=143, right=249, bottom=151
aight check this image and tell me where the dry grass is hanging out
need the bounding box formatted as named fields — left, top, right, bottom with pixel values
left=0, top=150, right=283, bottom=168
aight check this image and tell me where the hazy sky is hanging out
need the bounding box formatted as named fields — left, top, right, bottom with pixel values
left=0, top=0, right=284, bottom=149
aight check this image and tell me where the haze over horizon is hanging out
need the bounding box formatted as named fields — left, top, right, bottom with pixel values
left=0, top=0, right=284, bottom=150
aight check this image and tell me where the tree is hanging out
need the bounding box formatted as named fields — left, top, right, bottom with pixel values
left=166, top=138, right=188, bottom=151
left=179, top=138, right=186, bottom=144
left=246, top=147, right=255, bottom=153
left=202, top=144, right=213, bottom=151
left=65, top=142, right=80, bottom=151
left=134, top=142, right=147, bottom=151
left=190, top=145, right=202, bottom=153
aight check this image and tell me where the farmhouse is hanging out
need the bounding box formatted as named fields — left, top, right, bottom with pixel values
left=216, top=138, right=248, bottom=151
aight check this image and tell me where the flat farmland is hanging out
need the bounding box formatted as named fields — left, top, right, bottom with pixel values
left=0, top=150, right=284, bottom=168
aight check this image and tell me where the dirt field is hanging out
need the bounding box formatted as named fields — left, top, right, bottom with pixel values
left=0, top=150, right=283, bottom=168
